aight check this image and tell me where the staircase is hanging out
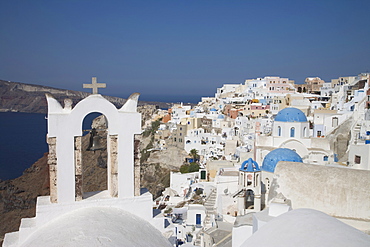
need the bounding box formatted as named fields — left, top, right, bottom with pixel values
left=194, top=189, right=217, bottom=246
left=203, top=189, right=217, bottom=226
left=352, top=123, right=362, bottom=144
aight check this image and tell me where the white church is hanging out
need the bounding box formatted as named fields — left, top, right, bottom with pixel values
left=256, top=107, right=335, bottom=166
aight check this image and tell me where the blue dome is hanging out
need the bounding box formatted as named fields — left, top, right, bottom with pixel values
left=210, top=108, right=217, bottom=112
left=275, top=108, right=307, bottom=122
left=217, top=114, right=225, bottom=119
left=240, top=158, right=260, bottom=172
left=262, top=148, right=303, bottom=173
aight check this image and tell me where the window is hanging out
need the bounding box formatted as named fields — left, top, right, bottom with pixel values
left=323, top=156, right=328, bottom=161
left=355, top=155, right=361, bottom=164
left=290, top=127, right=295, bottom=137
left=265, top=178, right=270, bottom=190
left=303, top=127, right=307, bottom=137
left=317, top=131, right=321, bottom=137
left=332, top=117, right=338, bottom=128
left=278, top=126, right=281, bottom=136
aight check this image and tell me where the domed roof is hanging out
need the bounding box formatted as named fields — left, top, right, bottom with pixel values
left=240, top=158, right=260, bottom=172
left=275, top=108, right=307, bottom=122
left=210, top=108, right=217, bottom=112
left=217, top=114, right=225, bottom=119
left=262, top=148, right=303, bottom=173
left=20, top=207, right=172, bottom=247
left=241, top=209, right=370, bottom=247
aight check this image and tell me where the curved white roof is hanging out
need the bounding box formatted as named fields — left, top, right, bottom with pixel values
left=241, top=208, right=370, bottom=247
left=20, top=207, right=171, bottom=247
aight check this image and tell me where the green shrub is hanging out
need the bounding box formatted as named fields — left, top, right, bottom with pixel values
left=188, top=162, right=200, bottom=172
left=180, top=164, right=189, bottom=173
left=180, top=163, right=200, bottom=173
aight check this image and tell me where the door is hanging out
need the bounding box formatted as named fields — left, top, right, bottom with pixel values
left=196, top=214, right=201, bottom=225
left=200, top=170, right=206, bottom=180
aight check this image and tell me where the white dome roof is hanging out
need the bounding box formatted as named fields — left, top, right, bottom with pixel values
left=241, top=208, right=370, bottom=247
left=21, top=207, right=171, bottom=247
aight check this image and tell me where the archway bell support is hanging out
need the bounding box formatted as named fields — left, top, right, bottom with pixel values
left=75, top=136, right=83, bottom=201
left=109, top=135, right=118, bottom=197
left=134, top=134, right=141, bottom=196
left=48, top=136, right=58, bottom=203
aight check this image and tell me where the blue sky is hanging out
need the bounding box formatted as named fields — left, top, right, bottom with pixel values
left=1, top=0, right=369, bottom=102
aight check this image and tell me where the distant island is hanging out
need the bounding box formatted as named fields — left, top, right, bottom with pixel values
left=0, top=79, right=180, bottom=113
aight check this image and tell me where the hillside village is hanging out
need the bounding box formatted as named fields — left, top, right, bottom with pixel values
left=3, top=74, right=370, bottom=246
left=145, top=73, right=370, bottom=246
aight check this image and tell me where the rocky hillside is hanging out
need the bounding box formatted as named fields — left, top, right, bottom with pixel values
left=0, top=154, right=50, bottom=244
left=0, top=79, right=172, bottom=113
left=141, top=145, right=188, bottom=199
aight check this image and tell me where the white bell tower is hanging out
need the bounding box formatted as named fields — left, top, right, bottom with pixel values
left=236, top=158, right=262, bottom=214
left=46, top=79, right=141, bottom=203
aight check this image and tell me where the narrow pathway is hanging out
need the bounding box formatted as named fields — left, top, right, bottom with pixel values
left=204, top=189, right=217, bottom=226
left=194, top=189, right=217, bottom=246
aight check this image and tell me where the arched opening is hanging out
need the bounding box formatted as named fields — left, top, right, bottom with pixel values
left=278, top=126, right=281, bottom=136
left=290, top=127, right=295, bottom=137
left=245, top=189, right=254, bottom=209
left=240, top=173, right=244, bottom=187
left=78, top=112, right=108, bottom=199
left=255, top=173, right=259, bottom=187
left=247, top=174, right=253, bottom=186
left=303, top=127, right=307, bottom=137
left=234, top=127, right=239, bottom=136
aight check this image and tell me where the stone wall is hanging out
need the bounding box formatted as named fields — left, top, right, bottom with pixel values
left=269, top=161, right=370, bottom=220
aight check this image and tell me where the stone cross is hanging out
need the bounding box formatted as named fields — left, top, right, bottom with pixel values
left=83, top=77, right=106, bottom=94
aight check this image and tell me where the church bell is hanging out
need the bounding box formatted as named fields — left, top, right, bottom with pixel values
left=87, top=128, right=105, bottom=151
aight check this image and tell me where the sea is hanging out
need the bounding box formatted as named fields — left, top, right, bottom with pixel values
left=0, top=112, right=102, bottom=181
